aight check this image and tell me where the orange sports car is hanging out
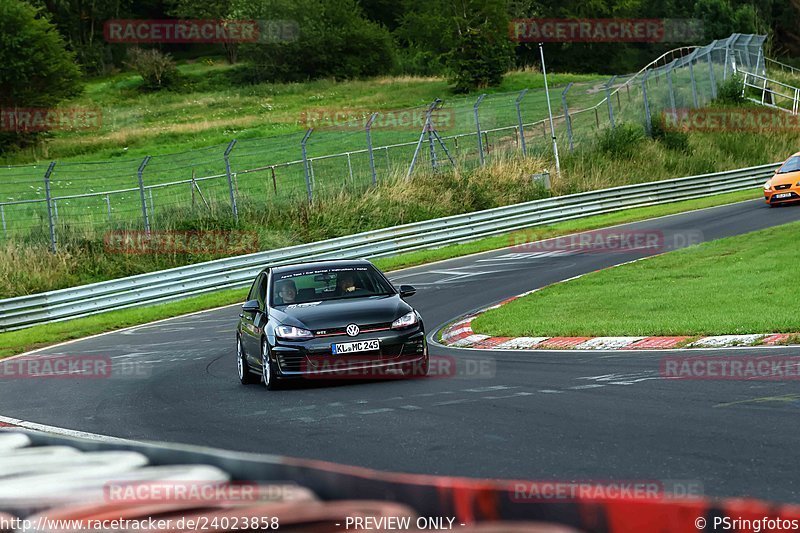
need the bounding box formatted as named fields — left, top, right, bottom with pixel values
left=764, top=152, right=800, bottom=207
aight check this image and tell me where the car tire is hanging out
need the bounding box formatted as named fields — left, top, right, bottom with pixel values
left=237, top=336, right=259, bottom=385
left=403, top=348, right=429, bottom=378
left=261, top=338, right=281, bottom=390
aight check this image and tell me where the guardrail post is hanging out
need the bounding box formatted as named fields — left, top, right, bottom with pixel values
left=561, top=83, right=574, bottom=153
left=515, top=89, right=528, bottom=155
left=366, top=113, right=378, bottom=186
left=224, top=140, right=239, bottom=223
left=301, top=129, right=314, bottom=204
left=473, top=94, right=487, bottom=166
left=43, top=161, right=57, bottom=253
left=605, top=76, right=617, bottom=129
left=641, top=71, right=652, bottom=136
left=137, top=156, right=151, bottom=234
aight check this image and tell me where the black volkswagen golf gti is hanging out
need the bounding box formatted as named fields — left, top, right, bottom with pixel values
left=236, top=259, right=428, bottom=389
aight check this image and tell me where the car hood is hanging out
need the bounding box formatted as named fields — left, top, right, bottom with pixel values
left=270, top=295, right=412, bottom=330
left=771, top=170, right=800, bottom=187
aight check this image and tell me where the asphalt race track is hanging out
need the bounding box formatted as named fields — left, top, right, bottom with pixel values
left=3, top=198, right=800, bottom=503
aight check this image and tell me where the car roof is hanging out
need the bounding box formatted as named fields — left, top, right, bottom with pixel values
left=268, top=258, right=373, bottom=275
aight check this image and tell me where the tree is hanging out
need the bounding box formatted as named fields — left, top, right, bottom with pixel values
left=168, top=0, right=240, bottom=63
left=233, top=0, right=396, bottom=81
left=395, top=0, right=513, bottom=89
left=0, top=0, right=82, bottom=109
left=449, top=0, right=514, bottom=92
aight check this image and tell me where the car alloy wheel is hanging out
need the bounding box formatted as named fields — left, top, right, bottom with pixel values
left=262, top=338, right=279, bottom=390
left=238, top=336, right=259, bottom=385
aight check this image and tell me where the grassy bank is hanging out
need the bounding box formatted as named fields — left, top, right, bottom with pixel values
left=2, top=120, right=793, bottom=299
left=471, top=219, right=800, bottom=338
left=0, top=187, right=760, bottom=358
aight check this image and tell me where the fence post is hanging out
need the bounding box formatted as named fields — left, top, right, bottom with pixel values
left=105, top=194, right=111, bottom=221
left=561, top=83, right=574, bottom=153
left=366, top=113, right=378, bottom=186
left=137, top=156, right=151, bottom=234
left=689, top=56, right=699, bottom=108
left=301, top=128, right=314, bottom=204
left=707, top=45, right=717, bottom=100
left=426, top=100, right=440, bottom=171
left=148, top=189, right=155, bottom=225
left=723, top=45, right=729, bottom=80
left=224, top=139, right=238, bottom=223
left=0, top=204, right=6, bottom=238
left=346, top=152, right=354, bottom=182
left=44, top=161, right=57, bottom=253
left=515, top=89, right=528, bottom=155
left=605, top=76, right=617, bottom=128
left=642, top=71, right=652, bottom=136
left=666, top=63, right=677, bottom=114
left=473, top=94, right=487, bottom=166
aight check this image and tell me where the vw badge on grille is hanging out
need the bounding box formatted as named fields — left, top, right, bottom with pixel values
left=346, top=323, right=360, bottom=337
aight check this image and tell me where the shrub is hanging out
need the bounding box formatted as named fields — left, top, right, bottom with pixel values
left=715, top=74, right=745, bottom=105
left=125, top=48, right=179, bottom=90
left=595, top=124, right=645, bottom=159
left=650, top=113, right=692, bottom=153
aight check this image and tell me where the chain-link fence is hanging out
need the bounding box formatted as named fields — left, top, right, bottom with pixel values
left=0, top=34, right=767, bottom=251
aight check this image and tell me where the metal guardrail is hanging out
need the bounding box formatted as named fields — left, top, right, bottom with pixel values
left=0, top=163, right=778, bottom=331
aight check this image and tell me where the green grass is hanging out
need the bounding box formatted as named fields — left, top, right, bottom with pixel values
left=0, top=187, right=761, bottom=359
left=471, top=217, right=800, bottom=338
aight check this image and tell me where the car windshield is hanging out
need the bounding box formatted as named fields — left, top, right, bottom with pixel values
left=271, top=265, right=395, bottom=306
left=777, top=156, right=800, bottom=174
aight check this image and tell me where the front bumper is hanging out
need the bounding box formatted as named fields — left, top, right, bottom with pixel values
left=764, top=185, right=800, bottom=205
left=271, top=325, right=427, bottom=377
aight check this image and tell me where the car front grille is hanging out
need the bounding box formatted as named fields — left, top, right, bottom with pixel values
left=313, top=322, right=393, bottom=337
left=774, top=184, right=792, bottom=190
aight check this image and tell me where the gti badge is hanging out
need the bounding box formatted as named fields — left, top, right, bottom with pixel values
left=346, top=323, right=360, bottom=337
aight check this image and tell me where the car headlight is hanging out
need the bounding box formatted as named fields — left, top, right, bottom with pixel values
left=276, top=325, right=313, bottom=339
left=391, top=311, right=418, bottom=329
left=764, top=182, right=772, bottom=190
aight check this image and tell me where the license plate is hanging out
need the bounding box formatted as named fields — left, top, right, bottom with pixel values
left=332, top=339, right=380, bottom=354
left=774, top=193, right=792, bottom=199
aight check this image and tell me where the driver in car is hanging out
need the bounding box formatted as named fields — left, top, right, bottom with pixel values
left=277, top=279, right=297, bottom=304
left=337, top=273, right=357, bottom=295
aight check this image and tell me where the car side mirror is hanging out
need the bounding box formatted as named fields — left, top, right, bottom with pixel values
left=399, top=285, right=417, bottom=298
left=242, top=299, right=261, bottom=313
